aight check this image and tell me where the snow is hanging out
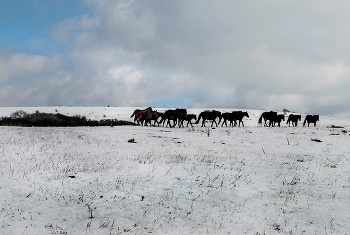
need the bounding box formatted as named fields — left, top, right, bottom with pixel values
left=0, top=106, right=349, bottom=234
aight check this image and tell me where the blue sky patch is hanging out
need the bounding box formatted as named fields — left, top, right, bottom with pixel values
left=0, top=0, right=91, bottom=56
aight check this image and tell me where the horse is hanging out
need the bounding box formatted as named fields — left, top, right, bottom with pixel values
left=303, top=115, right=319, bottom=127
left=162, top=109, right=187, bottom=127
left=231, top=111, right=249, bottom=127
left=178, top=113, right=196, bottom=127
left=155, top=112, right=164, bottom=126
left=274, top=114, right=285, bottom=127
left=130, top=107, right=152, bottom=125
left=143, top=111, right=160, bottom=126
left=221, top=112, right=234, bottom=127
left=286, top=114, right=301, bottom=127
left=176, top=109, right=188, bottom=127
left=130, top=109, right=142, bottom=122
left=258, top=111, right=277, bottom=127
left=195, top=110, right=222, bottom=127
left=179, top=114, right=197, bottom=127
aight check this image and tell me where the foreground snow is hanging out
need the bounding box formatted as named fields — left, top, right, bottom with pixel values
left=0, top=107, right=349, bottom=234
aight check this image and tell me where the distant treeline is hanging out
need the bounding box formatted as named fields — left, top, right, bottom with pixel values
left=0, top=110, right=137, bottom=127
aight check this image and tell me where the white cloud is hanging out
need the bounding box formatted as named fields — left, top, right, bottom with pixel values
left=107, top=66, right=142, bottom=90
left=2, top=0, right=350, bottom=117
left=0, top=53, right=62, bottom=84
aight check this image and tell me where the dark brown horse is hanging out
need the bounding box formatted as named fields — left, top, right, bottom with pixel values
left=303, top=115, right=319, bottom=127
left=130, top=107, right=152, bottom=124
left=195, top=110, right=222, bottom=127
left=162, top=109, right=187, bottom=127
left=143, top=111, right=160, bottom=126
left=286, top=114, right=301, bottom=127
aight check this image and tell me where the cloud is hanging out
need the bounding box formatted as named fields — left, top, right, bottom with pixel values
left=0, top=53, right=62, bottom=83
left=2, top=0, right=350, bottom=118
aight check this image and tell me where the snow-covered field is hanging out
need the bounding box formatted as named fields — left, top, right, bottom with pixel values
left=0, top=106, right=349, bottom=235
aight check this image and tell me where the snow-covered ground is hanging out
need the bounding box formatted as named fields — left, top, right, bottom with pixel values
left=0, top=106, right=349, bottom=234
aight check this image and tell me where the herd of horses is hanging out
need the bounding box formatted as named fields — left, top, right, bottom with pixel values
left=258, top=111, right=319, bottom=127
left=130, top=107, right=320, bottom=128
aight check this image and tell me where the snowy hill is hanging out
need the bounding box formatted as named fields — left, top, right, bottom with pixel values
left=0, top=107, right=349, bottom=234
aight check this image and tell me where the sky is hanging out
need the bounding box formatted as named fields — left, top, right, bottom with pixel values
left=1, top=0, right=350, bottom=117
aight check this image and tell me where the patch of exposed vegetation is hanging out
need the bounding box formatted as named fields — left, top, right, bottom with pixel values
left=0, top=110, right=137, bottom=127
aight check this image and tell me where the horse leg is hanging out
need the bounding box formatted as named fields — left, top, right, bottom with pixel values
left=222, top=119, right=227, bottom=127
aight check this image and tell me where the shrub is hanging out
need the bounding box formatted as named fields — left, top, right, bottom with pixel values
left=0, top=111, right=137, bottom=127
left=10, top=110, right=29, bottom=119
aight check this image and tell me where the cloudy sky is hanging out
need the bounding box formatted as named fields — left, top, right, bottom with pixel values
left=1, top=0, right=350, bottom=117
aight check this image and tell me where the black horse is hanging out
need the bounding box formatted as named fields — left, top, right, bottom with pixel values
left=274, top=114, right=285, bottom=127
left=195, top=110, right=222, bottom=127
left=176, top=109, right=188, bottom=127
left=180, top=114, right=197, bottom=127
left=155, top=112, right=164, bottom=126
left=231, top=111, right=249, bottom=127
left=286, top=114, right=301, bottom=127
left=303, top=115, right=319, bottom=127
left=258, top=111, right=278, bottom=127
left=221, top=112, right=234, bottom=127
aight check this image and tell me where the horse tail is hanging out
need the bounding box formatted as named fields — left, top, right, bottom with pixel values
left=195, top=113, right=202, bottom=124
left=130, top=112, right=135, bottom=118
left=258, top=114, right=263, bottom=124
